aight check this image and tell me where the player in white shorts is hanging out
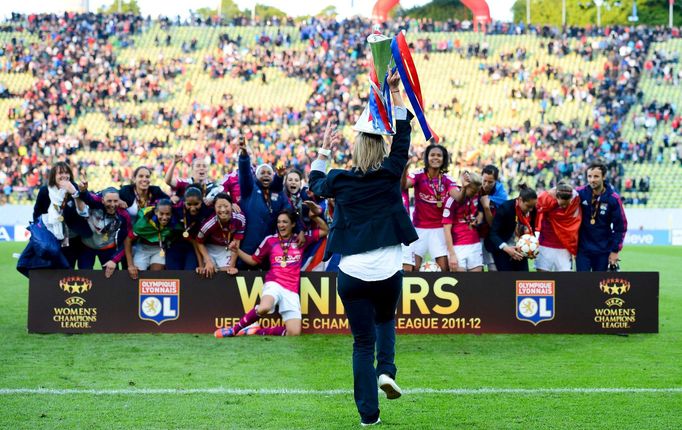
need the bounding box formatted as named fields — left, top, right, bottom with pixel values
left=442, top=173, right=483, bottom=272
left=535, top=181, right=581, bottom=272
left=401, top=145, right=457, bottom=271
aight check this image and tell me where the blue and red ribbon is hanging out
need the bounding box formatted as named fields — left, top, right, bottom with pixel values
left=390, top=32, right=439, bottom=142
left=368, top=62, right=394, bottom=134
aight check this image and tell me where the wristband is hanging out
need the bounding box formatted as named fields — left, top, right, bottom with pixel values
left=71, top=191, right=80, bottom=199
left=318, top=148, right=331, bottom=157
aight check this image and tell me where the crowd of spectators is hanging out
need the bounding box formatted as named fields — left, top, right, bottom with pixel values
left=0, top=12, right=680, bottom=208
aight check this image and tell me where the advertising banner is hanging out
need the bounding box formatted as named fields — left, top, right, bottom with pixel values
left=28, top=271, right=659, bottom=334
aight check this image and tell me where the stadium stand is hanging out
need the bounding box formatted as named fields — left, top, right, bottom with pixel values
left=0, top=12, right=680, bottom=207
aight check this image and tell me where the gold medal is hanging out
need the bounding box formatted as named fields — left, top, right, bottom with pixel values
left=182, top=231, right=189, bottom=238
left=436, top=201, right=443, bottom=208
left=280, top=260, right=286, bottom=268
left=102, top=234, right=108, bottom=241
left=159, top=249, right=166, bottom=257
left=590, top=219, right=596, bottom=225
left=58, top=216, right=64, bottom=222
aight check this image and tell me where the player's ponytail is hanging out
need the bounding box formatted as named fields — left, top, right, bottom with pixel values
left=518, top=183, right=537, bottom=202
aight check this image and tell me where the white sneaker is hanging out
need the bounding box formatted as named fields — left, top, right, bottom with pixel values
left=378, top=374, right=402, bottom=400
left=361, top=417, right=381, bottom=426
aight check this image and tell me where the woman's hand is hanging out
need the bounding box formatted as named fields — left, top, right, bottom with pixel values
left=322, top=120, right=341, bottom=151
left=103, top=261, right=117, bottom=278
left=225, top=267, right=238, bottom=275
left=127, top=265, right=139, bottom=280
left=448, top=252, right=459, bottom=271
left=387, top=69, right=401, bottom=91
left=302, top=200, right=323, bottom=217
left=59, top=180, right=77, bottom=195
left=203, top=261, right=216, bottom=278
left=504, top=245, right=524, bottom=261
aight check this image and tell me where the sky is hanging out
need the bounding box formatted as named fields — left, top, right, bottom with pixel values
left=0, top=0, right=517, bottom=22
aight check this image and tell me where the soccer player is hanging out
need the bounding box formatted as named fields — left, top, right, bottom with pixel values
left=576, top=162, right=627, bottom=271
left=165, top=154, right=218, bottom=198
left=196, top=193, right=246, bottom=276
left=79, top=187, right=131, bottom=277
left=442, top=172, right=483, bottom=272
left=166, top=187, right=211, bottom=270
left=401, top=143, right=457, bottom=271
left=452, top=165, right=508, bottom=271
left=214, top=207, right=327, bottom=337
left=119, top=166, right=169, bottom=223
left=124, top=199, right=175, bottom=279
left=535, top=181, right=581, bottom=271
left=485, top=184, right=538, bottom=272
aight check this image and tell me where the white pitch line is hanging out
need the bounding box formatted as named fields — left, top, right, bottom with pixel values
left=1, top=388, right=681, bottom=396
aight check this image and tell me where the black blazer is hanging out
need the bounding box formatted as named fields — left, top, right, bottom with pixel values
left=32, top=184, right=97, bottom=238
left=119, top=184, right=169, bottom=208
left=485, top=198, right=537, bottom=253
left=309, top=111, right=418, bottom=260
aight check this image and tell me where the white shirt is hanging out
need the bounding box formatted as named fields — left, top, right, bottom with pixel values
left=339, top=245, right=403, bottom=282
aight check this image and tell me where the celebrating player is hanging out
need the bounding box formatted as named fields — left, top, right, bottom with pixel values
left=401, top=143, right=457, bottom=271
left=535, top=181, right=581, bottom=271
left=119, top=166, right=169, bottom=223
left=196, top=193, right=246, bottom=276
left=214, top=207, right=327, bottom=337
left=442, top=172, right=483, bottom=272
left=124, top=199, right=175, bottom=279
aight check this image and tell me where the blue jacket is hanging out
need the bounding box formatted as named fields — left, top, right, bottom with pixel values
left=309, top=111, right=418, bottom=260
left=577, top=183, right=627, bottom=255
left=238, top=154, right=293, bottom=254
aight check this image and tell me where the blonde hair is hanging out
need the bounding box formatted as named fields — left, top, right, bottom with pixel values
left=352, top=132, right=388, bottom=174
left=466, top=171, right=483, bottom=188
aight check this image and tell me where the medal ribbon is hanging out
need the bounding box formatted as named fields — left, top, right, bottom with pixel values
left=278, top=234, right=294, bottom=267
left=427, top=172, right=442, bottom=205
left=514, top=200, right=533, bottom=238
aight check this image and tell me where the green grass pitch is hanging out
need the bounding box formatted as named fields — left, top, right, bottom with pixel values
left=0, top=242, right=680, bottom=429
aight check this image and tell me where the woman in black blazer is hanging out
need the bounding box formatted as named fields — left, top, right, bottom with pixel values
left=309, top=71, right=417, bottom=426
left=484, top=184, right=538, bottom=271
left=31, top=161, right=93, bottom=268
left=118, top=166, right=170, bottom=222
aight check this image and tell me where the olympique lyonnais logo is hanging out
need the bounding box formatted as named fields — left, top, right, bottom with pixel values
left=139, top=279, right=180, bottom=325
left=516, top=280, right=555, bottom=325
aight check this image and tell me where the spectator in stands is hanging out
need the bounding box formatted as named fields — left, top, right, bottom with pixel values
left=576, top=162, right=627, bottom=272
left=196, top=193, right=245, bottom=277
left=215, top=207, right=327, bottom=337
left=485, top=184, right=538, bottom=272
left=124, top=199, right=176, bottom=279
left=402, top=144, right=457, bottom=271
left=534, top=181, right=581, bottom=272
